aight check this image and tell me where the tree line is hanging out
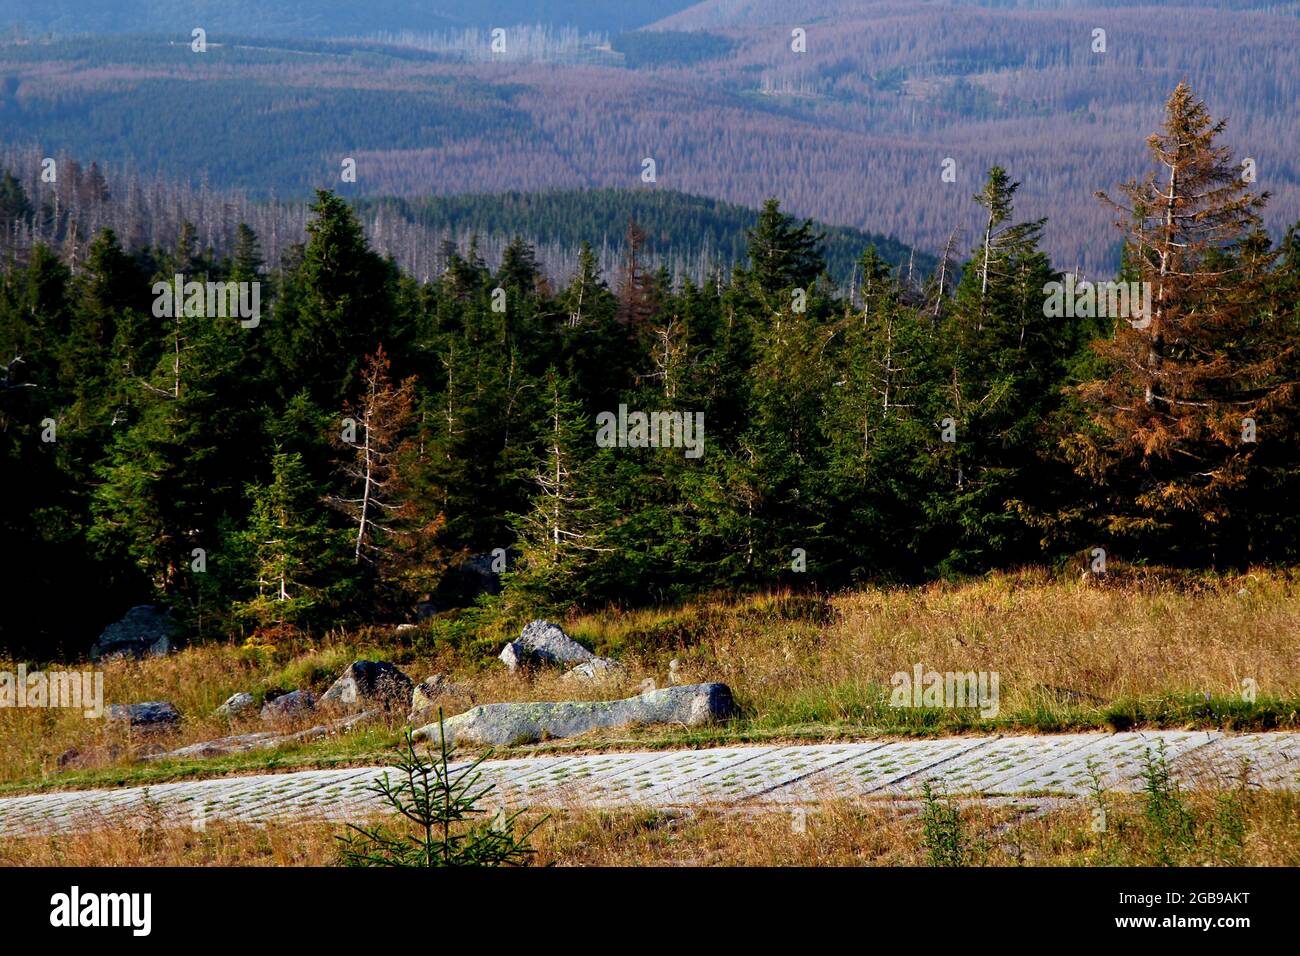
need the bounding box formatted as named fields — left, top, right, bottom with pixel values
left=1, top=84, right=1297, bottom=656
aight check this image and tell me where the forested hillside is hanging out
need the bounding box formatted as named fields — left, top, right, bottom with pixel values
left=3, top=85, right=1298, bottom=659
left=0, top=145, right=925, bottom=287
left=360, top=190, right=933, bottom=285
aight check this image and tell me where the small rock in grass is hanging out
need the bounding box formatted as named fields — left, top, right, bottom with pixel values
left=215, top=692, right=256, bottom=718
left=499, top=620, right=595, bottom=671
left=561, top=657, right=625, bottom=682
left=260, top=689, right=315, bottom=722
left=408, top=674, right=473, bottom=725
left=319, top=660, right=413, bottom=712
left=106, top=701, right=181, bottom=730
left=57, top=744, right=126, bottom=770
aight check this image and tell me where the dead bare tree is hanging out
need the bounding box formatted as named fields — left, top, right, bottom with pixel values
left=327, top=346, right=416, bottom=565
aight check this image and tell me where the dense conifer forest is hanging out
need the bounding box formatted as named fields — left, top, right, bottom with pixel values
left=4, top=84, right=1298, bottom=658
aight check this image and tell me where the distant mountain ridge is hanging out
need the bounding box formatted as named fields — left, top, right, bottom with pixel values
left=0, top=0, right=699, bottom=37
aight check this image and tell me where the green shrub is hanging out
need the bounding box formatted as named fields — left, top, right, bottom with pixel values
left=336, top=718, right=544, bottom=867
left=920, top=781, right=972, bottom=866
left=1140, top=742, right=1196, bottom=865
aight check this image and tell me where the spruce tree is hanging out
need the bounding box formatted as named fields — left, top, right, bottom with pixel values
left=739, top=198, right=825, bottom=302
left=615, top=218, right=656, bottom=331
left=504, top=367, right=613, bottom=608
left=824, top=249, right=939, bottom=580
left=327, top=345, right=439, bottom=610
left=1070, top=83, right=1286, bottom=562
left=270, top=191, right=397, bottom=406
left=234, top=450, right=351, bottom=630
left=0, top=170, right=33, bottom=233
left=932, top=167, right=1067, bottom=572
left=89, top=255, right=256, bottom=617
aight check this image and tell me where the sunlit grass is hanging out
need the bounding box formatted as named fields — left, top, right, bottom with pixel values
left=3, top=567, right=1298, bottom=794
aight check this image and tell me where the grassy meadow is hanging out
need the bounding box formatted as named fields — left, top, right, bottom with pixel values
left=3, top=568, right=1297, bottom=796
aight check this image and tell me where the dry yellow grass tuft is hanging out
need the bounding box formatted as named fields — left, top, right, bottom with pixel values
left=729, top=569, right=1300, bottom=721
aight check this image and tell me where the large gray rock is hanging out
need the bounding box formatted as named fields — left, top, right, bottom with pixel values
left=460, top=551, right=508, bottom=594
left=260, top=689, right=315, bottom=722
left=90, top=605, right=177, bottom=661
left=499, top=620, right=595, bottom=671
left=319, top=660, right=413, bottom=712
left=413, top=682, right=737, bottom=747
left=106, top=701, right=181, bottom=730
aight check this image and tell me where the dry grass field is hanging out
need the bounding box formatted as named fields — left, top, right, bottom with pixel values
left=2, top=569, right=1298, bottom=795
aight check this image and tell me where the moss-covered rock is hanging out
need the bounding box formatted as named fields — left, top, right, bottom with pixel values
left=413, top=682, right=737, bottom=747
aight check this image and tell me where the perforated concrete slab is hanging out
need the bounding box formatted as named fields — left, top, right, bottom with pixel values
left=480, top=747, right=785, bottom=806
left=678, top=743, right=885, bottom=804
left=1, top=731, right=1297, bottom=836
left=1053, top=730, right=1217, bottom=793
left=912, top=733, right=1104, bottom=795
left=480, top=750, right=678, bottom=805
left=1185, top=732, right=1300, bottom=789
left=758, top=737, right=999, bottom=803
left=603, top=746, right=778, bottom=804
left=869, top=730, right=1217, bottom=797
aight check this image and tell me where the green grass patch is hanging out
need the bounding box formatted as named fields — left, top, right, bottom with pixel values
left=0, top=726, right=405, bottom=797
left=1103, top=693, right=1299, bottom=732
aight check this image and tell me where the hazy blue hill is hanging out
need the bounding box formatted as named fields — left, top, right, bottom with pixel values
left=0, top=0, right=700, bottom=38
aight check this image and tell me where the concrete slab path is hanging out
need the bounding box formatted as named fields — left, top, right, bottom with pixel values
left=1, top=730, right=1296, bottom=836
